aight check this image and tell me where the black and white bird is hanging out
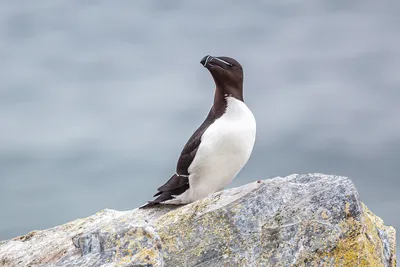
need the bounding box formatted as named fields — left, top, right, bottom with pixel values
left=140, top=55, right=256, bottom=208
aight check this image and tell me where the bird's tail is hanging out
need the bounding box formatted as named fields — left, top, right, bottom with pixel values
left=138, top=201, right=159, bottom=209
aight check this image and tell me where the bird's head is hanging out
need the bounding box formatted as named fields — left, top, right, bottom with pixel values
left=200, top=55, right=244, bottom=101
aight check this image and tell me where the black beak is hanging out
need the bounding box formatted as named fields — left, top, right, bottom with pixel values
left=200, top=55, right=233, bottom=68
left=200, top=55, right=213, bottom=67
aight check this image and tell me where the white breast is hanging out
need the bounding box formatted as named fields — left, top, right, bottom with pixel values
left=169, top=96, right=256, bottom=204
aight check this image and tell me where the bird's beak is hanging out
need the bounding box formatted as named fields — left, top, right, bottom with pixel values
left=200, top=55, right=233, bottom=68
left=200, top=55, right=213, bottom=67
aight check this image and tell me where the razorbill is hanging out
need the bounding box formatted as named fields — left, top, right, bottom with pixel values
left=140, top=55, right=256, bottom=208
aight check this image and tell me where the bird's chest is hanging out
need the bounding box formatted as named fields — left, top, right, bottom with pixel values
left=203, top=115, right=255, bottom=157
left=195, top=98, right=256, bottom=166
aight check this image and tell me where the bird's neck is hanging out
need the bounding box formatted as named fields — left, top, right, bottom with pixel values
left=211, top=86, right=243, bottom=116
left=214, top=85, right=243, bottom=104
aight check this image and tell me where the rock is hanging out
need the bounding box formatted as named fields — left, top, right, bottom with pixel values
left=0, top=173, right=396, bottom=267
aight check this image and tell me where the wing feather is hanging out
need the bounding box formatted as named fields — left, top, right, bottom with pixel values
left=141, top=107, right=224, bottom=208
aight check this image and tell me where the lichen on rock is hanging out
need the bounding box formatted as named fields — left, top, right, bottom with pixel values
left=0, top=173, right=396, bottom=267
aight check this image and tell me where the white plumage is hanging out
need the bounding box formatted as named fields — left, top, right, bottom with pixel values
left=163, top=96, right=256, bottom=204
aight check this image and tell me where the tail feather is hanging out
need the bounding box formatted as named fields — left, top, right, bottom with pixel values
left=153, top=191, right=162, bottom=197
left=139, top=201, right=159, bottom=209
left=140, top=183, right=190, bottom=209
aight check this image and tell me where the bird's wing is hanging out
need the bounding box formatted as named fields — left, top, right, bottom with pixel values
left=155, top=173, right=189, bottom=194
left=142, top=121, right=208, bottom=207
left=175, top=125, right=205, bottom=176
left=154, top=125, right=206, bottom=195
left=141, top=109, right=220, bottom=208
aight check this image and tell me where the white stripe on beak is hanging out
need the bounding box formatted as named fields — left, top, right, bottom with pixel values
left=203, top=55, right=211, bottom=67
left=213, top=57, right=233, bottom=67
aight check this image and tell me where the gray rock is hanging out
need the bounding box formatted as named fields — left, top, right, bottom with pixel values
left=0, top=173, right=396, bottom=266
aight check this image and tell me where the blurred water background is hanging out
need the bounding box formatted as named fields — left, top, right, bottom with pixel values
left=0, top=0, right=399, bottom=255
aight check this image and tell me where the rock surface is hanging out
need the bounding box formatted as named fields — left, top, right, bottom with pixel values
left=0, top=173, right=396, bottom=267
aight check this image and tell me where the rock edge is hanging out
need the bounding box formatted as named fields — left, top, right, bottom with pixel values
left=0, top=173, right=396, bottom=267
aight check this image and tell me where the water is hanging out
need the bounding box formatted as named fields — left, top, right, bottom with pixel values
left=0, top=0, right=399, bottom=256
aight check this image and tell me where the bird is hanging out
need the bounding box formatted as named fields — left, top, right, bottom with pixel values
left=140, top=55, right=256, bottom=208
